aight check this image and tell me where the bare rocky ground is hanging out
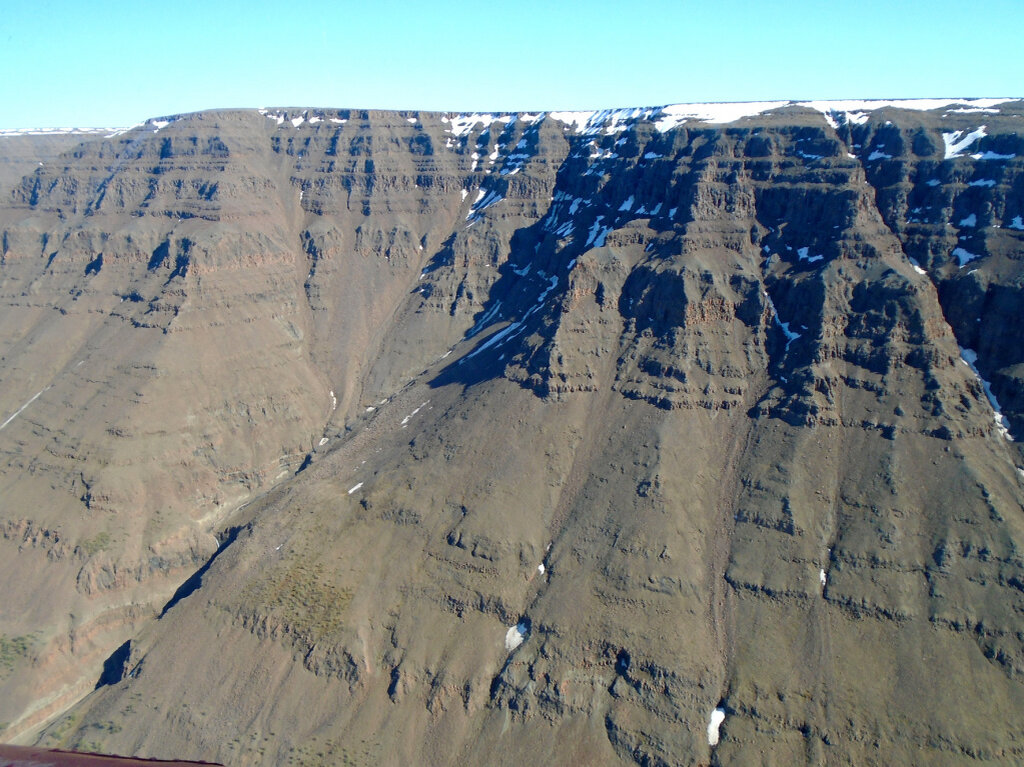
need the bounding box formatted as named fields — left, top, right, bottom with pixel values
left=1, top=101, right=1023, bottom=765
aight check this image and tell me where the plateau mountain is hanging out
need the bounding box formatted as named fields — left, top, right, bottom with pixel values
left=1, top=99, right=1024, bottom=765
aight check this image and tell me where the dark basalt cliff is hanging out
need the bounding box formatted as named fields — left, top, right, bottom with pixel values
left=1, top=100, right=1023, bottom=765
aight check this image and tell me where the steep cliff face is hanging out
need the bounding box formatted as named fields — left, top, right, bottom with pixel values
left=1, top=99, right=1023, bottom=765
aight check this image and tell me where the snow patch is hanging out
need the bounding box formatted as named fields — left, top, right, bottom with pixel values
left=952, top=247, right=981, bottom=266
left=549, top=107, right=655, bottom=135
left=959, top=213, right=977, bottom=227
left=968, top=179, right=996, bottom=187
left=466, top=189, right=504, bottom=220
left=536, top=99, right=1015, bottom=137
left=707, top=708, right=726, bottom=746
left=105, top=123, right=146, bottom=137
left=618, top=195, right=634, bottom=211
left=943, top=126, right=987, bottom=159
left=806, top=99, right=1011, bottom=130
left=797, top=246, right=824, bottom=263
left=537, top=275, right=559, bottom=304
left=347, top=482, right=363, bottom=495
left=504, top=622, right=530, bottom=651
left=654, top=101, right=789, bottom=131
left=585, top=216, right=611, bottom=248
left=318, top=437, right=329, bottom=447
left=442, top=113, right=511, bottom=138
left=1009, top=216, right=1024, bottom=230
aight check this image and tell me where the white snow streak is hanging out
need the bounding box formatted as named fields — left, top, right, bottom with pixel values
left=960, top=347, right=1013, bottom=440
left=347, top=482, right=363, bottom=495
left=764, top=293, right=801, bottom=349
left=0, top=386, right=49, bottom=431
left=1, top=126, right=124, bottom=137
left=465, top=321, right=524, bottom=360
left=972, top=150, right=1016, bottom=160
left=468, top=300, right=503, bottom=337
left=400, top=401, right=429, bottom=427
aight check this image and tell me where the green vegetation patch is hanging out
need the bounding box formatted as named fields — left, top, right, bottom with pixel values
left=241, top=559, right=352, bottom=645
left=77, top=531, right=112, bottom=557
left=39, top=711, right=79, bottom=748
left=0, top=633, right=35, bottom=677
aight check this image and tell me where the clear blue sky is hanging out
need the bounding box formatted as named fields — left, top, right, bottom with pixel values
left=2, top=0, right=1021, bottom=129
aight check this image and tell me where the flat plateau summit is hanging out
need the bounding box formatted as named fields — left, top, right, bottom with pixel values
left=2, top=98, right=1024, bottom=765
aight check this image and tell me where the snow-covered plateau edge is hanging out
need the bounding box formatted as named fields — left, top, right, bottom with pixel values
left=443, top=97, right=1020, bottom=136
left=5, top=98, right=1019, bottom=140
